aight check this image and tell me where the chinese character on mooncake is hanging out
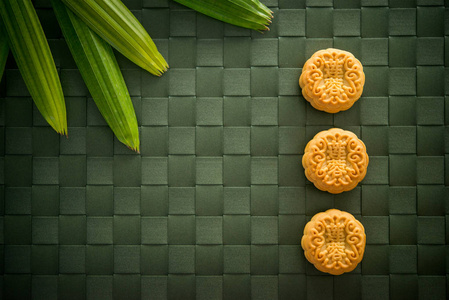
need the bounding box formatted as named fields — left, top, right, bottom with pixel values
left=299, top=48, right=365, bottom=113
left=303, top=128, right=369, bottom=194
left=301, top=209, right=366, bottom=275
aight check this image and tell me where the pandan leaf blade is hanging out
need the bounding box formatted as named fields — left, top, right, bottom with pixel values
left=0, top=23, right=8, bottom=82
left=173, top=0, right=272, bottom=31
left=0, top=0, right=67, bottom=134
left=61, top=0, right=168, bottom=76
left=52, top=0, right=139, bottom=152
left=248, top=0, right=273, bottom=16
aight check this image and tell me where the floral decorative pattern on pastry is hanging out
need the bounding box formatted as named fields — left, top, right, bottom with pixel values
left=299, top=48, right=365, bottom=113
left=303, top=128, right=369, bottom=194
left=301, top=209, right=366, bottom=275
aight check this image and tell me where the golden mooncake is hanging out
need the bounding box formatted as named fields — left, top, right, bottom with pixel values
left=302, top=128, right=369, bottom=194
left=299, top=48, right=365, bottom=113
left=301, top=209, right=366, bottom=275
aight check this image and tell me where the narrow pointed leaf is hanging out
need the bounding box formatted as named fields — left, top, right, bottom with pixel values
left=0, top=23, right=9, bottom=82
left=0, top=0, right=67, bottom=134
left=173, top=0, right=272, bottom=31
left=61, top=0, right=168, bottom=76
left=249, top=0, right=273, bottom=16
left=225, top=0, right=273, bottom=17
left=52, top=0, right=139, bottom=152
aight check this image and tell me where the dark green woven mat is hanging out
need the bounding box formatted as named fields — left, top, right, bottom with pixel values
left=0, top=0, right=448, bottom=299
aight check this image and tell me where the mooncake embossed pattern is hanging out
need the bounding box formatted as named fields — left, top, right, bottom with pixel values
left=299, top=48, right=365, bottom=113
left=303, top=128, right=369, bottom=194
left=301, top=209, right=366, bottom=275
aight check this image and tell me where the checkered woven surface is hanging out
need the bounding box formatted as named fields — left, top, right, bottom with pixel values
left=0, top=0, right=448, bottom=299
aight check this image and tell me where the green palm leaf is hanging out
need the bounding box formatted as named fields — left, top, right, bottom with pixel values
left=0, top=0, right=67, bottom=134
left=61, top=0, right=168, bottom=76
left=52, top=0, right=139, bottom=152
left=173, top=0, right=272, bottom=31
left=0, top=23, right=8, bottom=82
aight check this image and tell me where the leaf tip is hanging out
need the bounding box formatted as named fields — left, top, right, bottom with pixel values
left=127, top=145, right=140, bottom=153
left=58, top=129, right=68, bottom=138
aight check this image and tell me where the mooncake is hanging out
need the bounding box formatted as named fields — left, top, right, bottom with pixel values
left=299, top=48, right=365, bottom=113
left=301, top=209, right=366, bottom=275
left=303, top=128, right=369, bottom=194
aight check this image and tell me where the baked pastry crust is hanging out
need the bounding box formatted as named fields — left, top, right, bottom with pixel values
left=301, top=209, right=366, bottom=275
left=299, top=48, right=365, bottom=113
left=303, top=128, right=369, bottom=194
